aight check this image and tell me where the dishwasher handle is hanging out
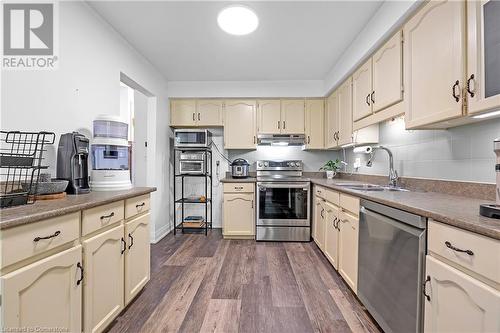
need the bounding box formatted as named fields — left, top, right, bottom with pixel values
left=360, top=206, right=426, bottom=237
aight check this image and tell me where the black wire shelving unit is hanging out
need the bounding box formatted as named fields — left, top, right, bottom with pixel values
left=173, top=147, right=212, bottom=236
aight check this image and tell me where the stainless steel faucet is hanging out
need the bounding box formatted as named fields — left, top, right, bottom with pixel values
left=367, top=146, right=399, bottom=187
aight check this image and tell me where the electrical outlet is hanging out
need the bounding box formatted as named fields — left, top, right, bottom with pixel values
left=354, top=158, right=361, bottom=169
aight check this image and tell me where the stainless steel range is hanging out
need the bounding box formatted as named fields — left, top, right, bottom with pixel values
left=256, top=160, right=310, bottom=241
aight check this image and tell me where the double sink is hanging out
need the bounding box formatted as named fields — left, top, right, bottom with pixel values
left=333, top=183, right=410, bottom=192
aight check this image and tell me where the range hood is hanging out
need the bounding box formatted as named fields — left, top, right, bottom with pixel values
left=257, top=134, right=305, bottom=146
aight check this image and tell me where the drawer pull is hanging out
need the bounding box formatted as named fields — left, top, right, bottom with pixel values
left=445, top=241, right=474, bottom=256
left=128, top=233, right=134, bottom=249
left=33, top=230, right=61, bottom=242
left=423, top=276, right=431, bottom=301
left=77, top=262, right=84, bottom=286
left=136, top=202, right=146, bottom=209
left=121, top=237, right=126, bottom=254
left=100, top=212, right=115, bottom=220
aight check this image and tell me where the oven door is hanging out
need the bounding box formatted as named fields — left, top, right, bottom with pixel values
left=257, top=182, right=310, bottom=226
left=179, top=160, right=204, bottom=174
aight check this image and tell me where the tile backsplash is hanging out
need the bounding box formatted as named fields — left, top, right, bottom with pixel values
left=344, top=116, right=500, bottom=183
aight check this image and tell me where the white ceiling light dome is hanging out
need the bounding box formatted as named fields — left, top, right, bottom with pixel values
left=217, top=5, right=259, bottom=36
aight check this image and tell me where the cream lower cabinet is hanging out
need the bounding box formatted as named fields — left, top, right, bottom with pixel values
left=313, top=196, right=326, bottom=251
left=338, top=210, right=359, bottom=293
left=424, top=256, right=500, bottom=333
left=324, top=202, right=340, bottom=270
left=1, top=246, right=82, bottom=332
left=223, top=183, right=255, bottom=239
left=223, top=100, right=257, bottom=149
left=83, top=224, right=125, bottom=333
left=304, top=99, right=325, bottom=149
left=125, top=213, right=150, bottom=305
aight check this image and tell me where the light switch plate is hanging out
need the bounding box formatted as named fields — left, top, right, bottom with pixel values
left=354, top=158, right=361, bottom=169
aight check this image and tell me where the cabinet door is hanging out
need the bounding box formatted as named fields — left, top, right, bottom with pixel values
left=338, top=211, right=359, bottom=293
left=197, top=99, right=223, bottom=126
left=170, top=99, right=197, bottom=126
left=314, top=198, right=326, bottom=251
left=404, top=0, right=466, bottom=129
left=424, top=256, right=500, bottom=333
left=257, top=100, right=281, bottom=134
left=83, top=224, right=125, bottom=333
left=326, top=91, right=339, bottom=149
left=467, top=0, right=500, bottom=115
left=337, top=79, right=353, bottom=147
left=352, top=59, right=373, bottom=122
left=281, top=99, right=305, bottom=134
left=125, top=213, right=150, bottom=305
left=2, top=246, right=82, bottom=332
left=324, top=202, right=340, bottom=270
left=373, top=31, right=403, bottom=113
left=305, top=99, right=325, bottom=149
left=223, top=100, right=257, bottom=149
left=223, top=192, right=255, bottom=238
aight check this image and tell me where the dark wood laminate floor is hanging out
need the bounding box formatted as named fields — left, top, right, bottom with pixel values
left=107, top=229, right=381, bottom=333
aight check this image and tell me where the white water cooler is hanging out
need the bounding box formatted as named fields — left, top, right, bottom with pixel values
left=90, top=115, right=132, bottom=191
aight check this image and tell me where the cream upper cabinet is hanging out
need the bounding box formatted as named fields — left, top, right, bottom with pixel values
left=314, top=197, right=326, bottom=251
left=257, top=99, right=281, bottom=134
left=281, top=99, right=305, bottom=134
left=352, top=59, right=373, bottom=122
left=325, top=90, right=339, bottom=149
left=196, top=99, right=223, bottom=126
left=466, top=0, right=500, bottom=116
left=223, top=190, right=255, bottom=239
left=125, top=213, right=150, bottom=305
left=337, top=78, right=353, bottom=147
left=404, top=0, right=466, bottom=129
left=424, top=255, right=500, bottom=333
left=372, top=31, right=403, bottom=113
left=338, top=210, right=359, bottom=293
left=324, top=202, right=340, bottom=270
left=170, top=99, right=197, bottom=127
left=223, top=100, right=257, bottom=149
left=83, top=224, right=125, bottom=333
left=305, top=99, right=325, bottom=149
left=1, top=246, right=82, bottom=332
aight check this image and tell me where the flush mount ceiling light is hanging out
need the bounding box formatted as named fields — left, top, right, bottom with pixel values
left=217, top=5, right=259, bottom=36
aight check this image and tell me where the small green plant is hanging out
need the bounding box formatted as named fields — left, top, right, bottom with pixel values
left=320, top=159, right=341, bottom=172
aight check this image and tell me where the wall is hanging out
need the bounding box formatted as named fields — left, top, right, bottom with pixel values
left=344, top=117, right=500, bottom=184
left=228, top=147, right=339, bottom=172
left=167, top=80, right=324, bottom=98
left=1, top=2, right=170, bottom=242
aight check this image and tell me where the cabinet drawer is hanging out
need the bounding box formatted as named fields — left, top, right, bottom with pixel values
left=82, top=200, right=124, bottom=236
left=428, top=220, right=500, bottom=285
left=223, top=183, right=254, bottom=193
left=314, top=186, right=326, bottom=199
left=325, top=189, right=340, bottom=206
left=1, top=212, right=80, bottom=268
left=125, top=194, right=150, bottom=219
left=340, top=194, right=360, bottom=216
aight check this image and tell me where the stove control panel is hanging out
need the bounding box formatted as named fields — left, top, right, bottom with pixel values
left=256, top=160, right=302, bottom=171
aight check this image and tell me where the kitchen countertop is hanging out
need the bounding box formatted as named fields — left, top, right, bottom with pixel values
left=311, top=179, right=500, bottom=240
left=220, top=177, right=257, bottom=183
left=0, top=187, right=157, bottom=230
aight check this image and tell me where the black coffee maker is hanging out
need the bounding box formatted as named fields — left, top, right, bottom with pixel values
left=57, top=132, right=91, bottom=194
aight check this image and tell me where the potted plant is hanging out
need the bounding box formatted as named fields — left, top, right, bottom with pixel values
left=320, top=159, right=341, bottom=179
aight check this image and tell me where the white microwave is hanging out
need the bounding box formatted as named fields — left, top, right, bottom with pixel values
left=174, top=129, right=212, bottom=148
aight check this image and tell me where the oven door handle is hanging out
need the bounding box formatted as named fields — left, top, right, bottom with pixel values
left=258, top=183, right=309, bottom=190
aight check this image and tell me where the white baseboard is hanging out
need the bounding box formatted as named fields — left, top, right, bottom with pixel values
left=151, top=224, right=172, bottom=244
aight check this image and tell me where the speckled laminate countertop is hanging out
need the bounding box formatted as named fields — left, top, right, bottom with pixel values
left=0, top=187, right=156, bottom=230
left=311, top=179, right=500, bottom=240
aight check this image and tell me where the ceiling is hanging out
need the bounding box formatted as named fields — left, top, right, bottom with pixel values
left=88, top=1, right=383, bottom=82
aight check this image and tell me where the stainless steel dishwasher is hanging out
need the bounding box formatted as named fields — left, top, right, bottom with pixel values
left=358, top=199, right=427, bottom=333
